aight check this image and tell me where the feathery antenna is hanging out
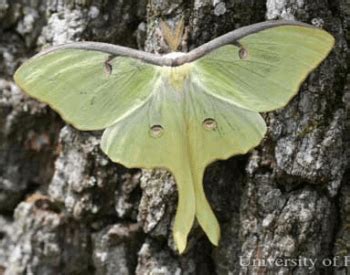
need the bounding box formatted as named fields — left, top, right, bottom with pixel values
left=160, top=17, right=185, bottom=52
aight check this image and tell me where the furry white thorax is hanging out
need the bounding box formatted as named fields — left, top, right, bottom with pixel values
left=163, top=52, right=186, bottom=59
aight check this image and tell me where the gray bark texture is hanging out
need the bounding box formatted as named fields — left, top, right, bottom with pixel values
left=0, top=0, right=349, bottom=274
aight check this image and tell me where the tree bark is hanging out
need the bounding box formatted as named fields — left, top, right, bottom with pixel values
left=0, top=0, right=348, bottom=274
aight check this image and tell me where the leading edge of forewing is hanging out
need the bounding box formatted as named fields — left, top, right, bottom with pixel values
left=28, top=20, right=320, bottom=67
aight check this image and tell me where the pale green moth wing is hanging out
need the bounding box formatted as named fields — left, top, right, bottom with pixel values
left=101, top=64, right=266, bottom=252
left=14, top=49, right=157, bottom=130
left=194, top=25, right=335, bottom=112
left=13, top=20, right=335, bottom=254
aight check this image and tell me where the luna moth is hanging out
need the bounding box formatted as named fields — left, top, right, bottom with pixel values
left=14, top=20, right=334, bottom=253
